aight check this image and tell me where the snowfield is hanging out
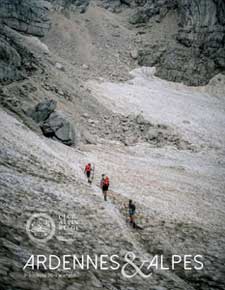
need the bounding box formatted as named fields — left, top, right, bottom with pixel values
left=89, top=67, right=225, bottom=151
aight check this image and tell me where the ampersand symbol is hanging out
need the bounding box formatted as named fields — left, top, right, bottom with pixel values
left=121, top=252, right=152, bottom=279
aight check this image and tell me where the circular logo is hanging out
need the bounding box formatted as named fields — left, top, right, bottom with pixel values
left=26, top=213, right=55, bottom=243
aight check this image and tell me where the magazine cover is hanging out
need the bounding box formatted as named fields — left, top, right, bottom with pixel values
left=0, top=1, right=225, bottom=290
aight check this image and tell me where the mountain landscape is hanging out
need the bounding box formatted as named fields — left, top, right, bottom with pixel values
left=0, top=1, right=225, bottom=290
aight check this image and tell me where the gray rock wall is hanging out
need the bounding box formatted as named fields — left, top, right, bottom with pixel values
left=133, top=0, right=225, bottom=85
left=0, top=0, right=51, bottom=37
left=0, top=25, right=39, bottom=84
left=0, top=0, right=50, bottom=84
left=0, top=0, right=224, bottom=86
left=48, top=0, right=90, bottom=13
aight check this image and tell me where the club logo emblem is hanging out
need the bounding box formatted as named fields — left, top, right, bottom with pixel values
left=26, top=213, right=55, bottom=243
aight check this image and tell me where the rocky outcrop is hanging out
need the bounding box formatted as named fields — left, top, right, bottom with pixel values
left=0, top=0, right=51, bottom=37
left=26, top=100, right=77, bottom=146
left=0, top=25, right=40, bottom=84
left=99, top=0, right=135, bottom=12
left=41, top=111, right=76, bottom=146
left=131, top=0, right=225, bottom=85
left=48, top=0, right=135, bottom=13
left=28, top=99, right=57, bottom=123
left=129, top=0, right=177, bottom=24
left=0, top=0, right=50, bottom=84
left=48, top=0, right=90, bottom=13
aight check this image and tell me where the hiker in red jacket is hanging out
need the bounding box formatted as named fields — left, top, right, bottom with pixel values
left=100, top=174, right=110, bottom=201
left=84, top=163, right=92, bottom=184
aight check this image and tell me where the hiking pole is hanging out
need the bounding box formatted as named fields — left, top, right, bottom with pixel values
left=90, top=163, right=95, bottom=184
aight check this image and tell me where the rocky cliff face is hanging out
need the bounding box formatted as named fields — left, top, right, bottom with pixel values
left=0, top=0, right=50, bottom=84
left=132, top=0, right=225, bottom=85
left=49, top=0, right=89, bottom=12
left=0, top=25, right=41, bottom=84
left=1, top=0, right=223, bottom=85
left=0, top=0, right=51, bottom=36
left=162, top=0, right=225, bottom=85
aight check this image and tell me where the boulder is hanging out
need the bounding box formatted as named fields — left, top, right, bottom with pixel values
left=28, top=100, right=57, bottom=123
left=41, top=112, right=76, bottom=146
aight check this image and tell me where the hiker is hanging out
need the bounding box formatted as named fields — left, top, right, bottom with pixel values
left=84, top=163, right=92, bottom=184
left=128, top=199, right=136, bottom=228
left=100, top=174, right=110, bottom=201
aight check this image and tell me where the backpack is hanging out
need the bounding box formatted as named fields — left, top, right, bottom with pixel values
left=103, top=176, right=109, bottom=186
left=85, top=164, right=91, bottom=172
